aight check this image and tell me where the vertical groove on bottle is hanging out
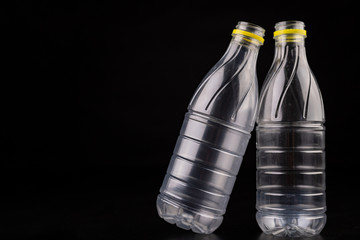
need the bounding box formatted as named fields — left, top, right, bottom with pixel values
left=205, top=46, right=249, bottom=111
left=258, top=45, right=288, bottom=114
left=231, top=78, right=254, bottom=120
left=189, top=45, right=242, bottom=107
left=275, top=45, right=300, bottom=118
left=303, top=71, right=312, bottom=119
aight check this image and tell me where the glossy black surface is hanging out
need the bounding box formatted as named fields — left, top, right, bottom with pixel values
left=0, top=165, right=358, bottom=239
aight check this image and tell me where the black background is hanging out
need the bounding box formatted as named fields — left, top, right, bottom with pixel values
left=1, top=1, right=359, bottom=239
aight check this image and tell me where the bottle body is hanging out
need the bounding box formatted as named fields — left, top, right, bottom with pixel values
left=157, top=110, right=253, bottom=233
left=256, top=123, right=326, bottom=237
left=256, top=21, right=326, bottom=237
left=157, top=22, right=264, bottom=234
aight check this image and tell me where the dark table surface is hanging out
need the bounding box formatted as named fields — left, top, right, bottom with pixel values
left=1, top=165, right=358, bottom=240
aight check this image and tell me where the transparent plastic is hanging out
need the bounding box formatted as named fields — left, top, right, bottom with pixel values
left=157, top=22, right=264, bottom=234
left=256, top=21, right=326, bottom=237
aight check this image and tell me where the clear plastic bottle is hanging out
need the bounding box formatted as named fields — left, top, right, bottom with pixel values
left=256, top=21, right=326, bottom=237
left=156, top=22, right=265, bottom=234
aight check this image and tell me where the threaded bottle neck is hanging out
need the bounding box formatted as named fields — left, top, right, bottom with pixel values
left=272, top=20, right=308, bottom=62
left=231, top=21, right=265, bottom=47
left=274, top=20, right=306, bottom=44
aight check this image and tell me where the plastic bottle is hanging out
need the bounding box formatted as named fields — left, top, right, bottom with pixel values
left=156, top=22, right=265, bottom=234
left=256, top=21, right=326, bottom=237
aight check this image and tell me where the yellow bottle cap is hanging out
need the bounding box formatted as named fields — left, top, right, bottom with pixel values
left=232, top=29, right=265, bottom=44
left=273, top=29, right=307, bottom=38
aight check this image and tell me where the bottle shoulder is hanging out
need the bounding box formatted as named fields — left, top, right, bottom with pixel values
left=188, top=43, right=259, bottom=130
left=257, top=54, right=325, bottom=123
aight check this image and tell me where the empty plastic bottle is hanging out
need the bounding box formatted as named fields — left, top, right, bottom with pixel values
left=256, top=21, right=326, bottom=237
left=156, top=21, right=265, bottom=234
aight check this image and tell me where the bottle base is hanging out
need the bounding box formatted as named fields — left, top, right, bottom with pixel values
left=156, top=194, right=223, bottom=234
left=256, top=212, right=326, bottom=238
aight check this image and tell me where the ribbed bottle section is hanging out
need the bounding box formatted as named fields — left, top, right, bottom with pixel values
left=256, top=122, right=326, bottom=236
left=157, top=112, right=251, bottom=233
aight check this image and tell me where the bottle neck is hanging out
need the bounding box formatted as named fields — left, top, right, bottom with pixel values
left=230, top=21, right=264, bottom=52
left=231, top=33, right=263, bottom=50
left=273, top=36, right=308, bottom=66
left=225, top=36, right=261, bottom=71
